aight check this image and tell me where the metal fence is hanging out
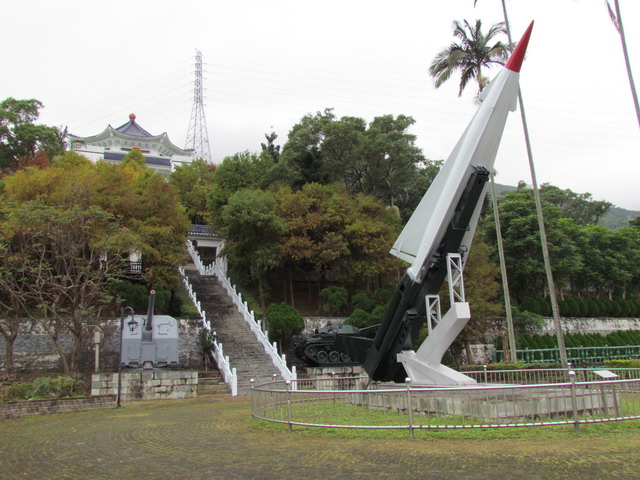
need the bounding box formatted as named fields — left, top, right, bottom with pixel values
left=493, top=345, right=640, bottom=364
left=251, top=369, right=640, bottom=437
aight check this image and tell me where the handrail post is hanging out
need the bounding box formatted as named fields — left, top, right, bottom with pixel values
left=250, top=378, right=255, bottom=416
left=569, top=370, right=579, bottom=433
left=406, top=377, right=414, bottom=440
left=286, top=380, right=293, bottom=432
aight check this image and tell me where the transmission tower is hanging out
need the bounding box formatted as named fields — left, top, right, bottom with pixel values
left=185, top=49, right=212, bottom=162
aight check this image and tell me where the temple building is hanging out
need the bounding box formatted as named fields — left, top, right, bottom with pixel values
left=68, top=113, right=194, bottom=177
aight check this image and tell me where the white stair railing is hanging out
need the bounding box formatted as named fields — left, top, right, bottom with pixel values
left=184, top=243, right=296, bottom=383
left=178, top=265, right=238, bottom=396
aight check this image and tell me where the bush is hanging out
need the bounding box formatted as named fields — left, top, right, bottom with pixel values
left=350, top=291, right=373, bottom=311
left=604, top=359, right=640, bottom=369
left=575, top=298, right=588, bottom=317
left=346, top=308, right=372, bottom=329
left=586, top=298, right=602, bottom=317
left=320, top=286, right=348, bottom=315
left=266, top=303, right=304, bottom=347
left=372, top=287, right=394, bottom=308
left=1, top=376, right=85, bottom=402
left=1, top=383, right=32, bottom=401
left=109, top=279, right=149, bottom=311
left=199, top=329, right=216, bottom=354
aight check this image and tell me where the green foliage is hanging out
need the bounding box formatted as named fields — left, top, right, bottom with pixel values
left=346, top=308, right=373, bottom=329
left=484, top=183, right=640, bottom=302
left=281, top=109, right=431, bottom=212
left=208, top=152, right=275, bottom=219
left=1, top=376, right=84, bottom=401
left=509, top=330, right=640, bottom=350
left=511, top=306, right=544, bottom=334
left=221, top=188, right=286, bottom=310
left=109, top=280, right=149, bottom=311
left=351, top=291, right=373, bottom=311
left=180, top=299, right=199, bottom=317
left=168, top=158, right=216, bottom=224
left=199, top=329, right=216, bottom=354
left=275, top=183, right=401, bottom=294
left=0, top=97, right=64, bottom=170
left=320, top=286, right=348, bottom=315
left=604, top=359, right=640, bottom=369
left=120, top=148, right=146, bottom=171
left=371, top=287, right=394, bottom=307
left=266, top=302, right=304, bottom=347
left=429, top=20, right=509, bottom=97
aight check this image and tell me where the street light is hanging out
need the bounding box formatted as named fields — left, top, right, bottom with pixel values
left=117, top=306, right=135, bottom=408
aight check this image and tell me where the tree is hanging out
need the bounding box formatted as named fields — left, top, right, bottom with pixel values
left=319, top=286, right=348, bottom=315
left=2, top=155, right=189, bottom=289
left=281, top=109, right=429, bottom=205
left=429, top=20, right=510, bottom=97
left=483, top=186, right=582, bottom=302
left=539, top=184, right=612, bottom=225
left=0, top=237, right=30, bottom=379
left=458, top=237, right=503, bottom=364
left=260, top=131, right=281, bottom=162
left=168, top=158, right=216, bottom=224
left=266, top=303, right=304, bottom=351
left=221, top=189, right=286, bottom=311
left=208, top=152, right=275, bottom=221
left=0, top=98, right=64, bottom=171
left=0, top=202, right=138, bottom=374
left=120, top=147, right=146, bottom=172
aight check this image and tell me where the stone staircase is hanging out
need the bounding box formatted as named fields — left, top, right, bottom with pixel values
left=185, top=268, right=282, bottom=394
left=197, top=371, right=230, bottom=396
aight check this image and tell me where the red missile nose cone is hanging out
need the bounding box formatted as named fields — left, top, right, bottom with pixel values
left=505, top=21, right=534, bottom=73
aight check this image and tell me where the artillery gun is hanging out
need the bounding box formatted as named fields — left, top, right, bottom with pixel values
left=120, top=290, right=179, bottom=369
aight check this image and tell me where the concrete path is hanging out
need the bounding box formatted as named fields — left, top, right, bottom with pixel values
left=1, top=397, right=640, bottom=479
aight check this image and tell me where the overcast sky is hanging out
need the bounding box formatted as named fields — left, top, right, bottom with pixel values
left=4, top=0, right=640, bottom=211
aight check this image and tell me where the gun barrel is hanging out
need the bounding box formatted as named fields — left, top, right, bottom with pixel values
left=145, top=290, right=156, bottom=331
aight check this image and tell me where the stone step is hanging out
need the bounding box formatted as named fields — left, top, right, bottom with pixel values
left=185, top=271, right=284, bottom=394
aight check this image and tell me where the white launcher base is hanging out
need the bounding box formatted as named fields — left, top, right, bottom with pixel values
left=397, top=302, right=477, bottom=386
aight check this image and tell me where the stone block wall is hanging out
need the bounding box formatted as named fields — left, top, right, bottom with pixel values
left=0, top=395, right=116, bottom=419
left=0, top=318, right=205, bottom=374
left=91, top=371, right=199, bottom=401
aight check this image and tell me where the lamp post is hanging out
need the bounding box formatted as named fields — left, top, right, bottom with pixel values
left=117, top=306, right=136, bottom=408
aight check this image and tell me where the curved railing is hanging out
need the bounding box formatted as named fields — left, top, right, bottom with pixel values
left=251, top=369, right=640, bottom=437
left=185, top=243, right=296, bottom=382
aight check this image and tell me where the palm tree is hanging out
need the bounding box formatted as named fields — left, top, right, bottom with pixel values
left=429, top=19, right=510, bottom=97
left=429, top=17, right=518, bottom=362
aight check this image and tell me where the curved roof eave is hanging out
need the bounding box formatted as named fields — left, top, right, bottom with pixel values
left=71, top=126, right=193, bottom=156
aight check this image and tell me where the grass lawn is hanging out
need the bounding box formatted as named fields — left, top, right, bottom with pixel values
left=1, top=396, right=640, bottom=479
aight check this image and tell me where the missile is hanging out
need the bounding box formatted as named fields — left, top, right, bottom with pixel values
left=390, top=21, right=534, bottom=281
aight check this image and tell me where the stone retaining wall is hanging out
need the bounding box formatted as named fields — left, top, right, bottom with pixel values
left=0, top=395, right=116, bottom=419
left=0, top=318, right=204, bottom=374
left=91, top=371, right=199, bottom=401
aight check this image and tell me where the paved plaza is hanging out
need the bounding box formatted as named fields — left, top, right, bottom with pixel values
left=1, top=396, right=640, bottom=479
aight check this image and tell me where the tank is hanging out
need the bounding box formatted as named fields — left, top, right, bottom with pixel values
left=294, top=324, right=363, bottom=366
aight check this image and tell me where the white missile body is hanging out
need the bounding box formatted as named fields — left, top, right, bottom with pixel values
left=390, top=22, right=533, bottom=281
